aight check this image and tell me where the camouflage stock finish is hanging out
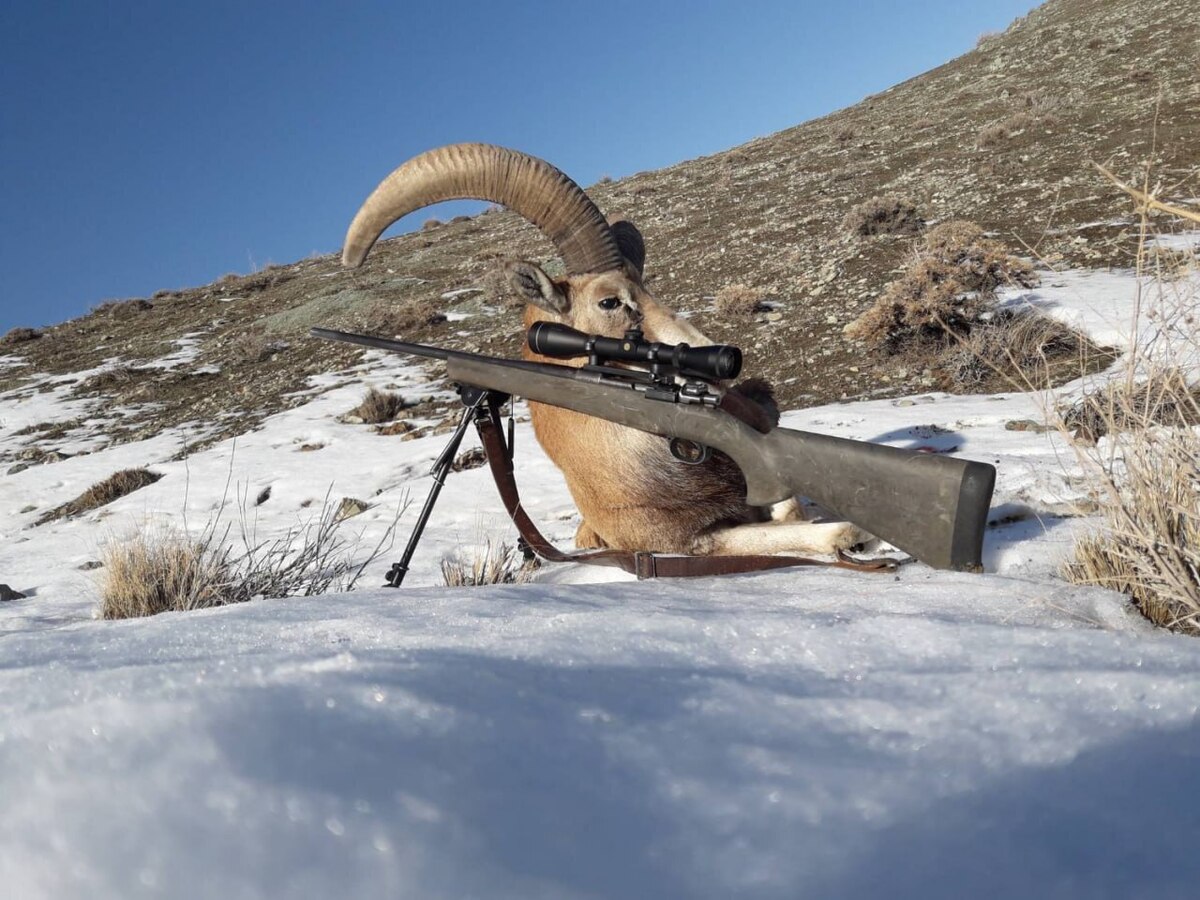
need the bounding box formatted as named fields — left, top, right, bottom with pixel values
left=448, top=356, right=995, bottom=572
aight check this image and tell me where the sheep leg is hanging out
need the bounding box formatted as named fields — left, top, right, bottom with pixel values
left=694, top=520, right=869, bottom=556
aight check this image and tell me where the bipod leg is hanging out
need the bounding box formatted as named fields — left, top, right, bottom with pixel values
left=384, top=387, right=492, bottom=587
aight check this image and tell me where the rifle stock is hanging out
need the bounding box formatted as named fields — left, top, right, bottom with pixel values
left=447, top=356, right=995, bottom=572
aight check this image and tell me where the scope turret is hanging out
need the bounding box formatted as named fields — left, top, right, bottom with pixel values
left=527, top=322, right=742, bottom=381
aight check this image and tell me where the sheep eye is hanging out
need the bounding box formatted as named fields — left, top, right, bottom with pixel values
left=599, top=297, right=621, bottom=311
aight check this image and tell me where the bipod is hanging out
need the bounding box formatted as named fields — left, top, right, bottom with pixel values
left=384, top=385, right=510, bottom=587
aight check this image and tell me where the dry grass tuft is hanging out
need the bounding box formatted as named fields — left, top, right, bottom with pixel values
left=1059, top=180, right=1200, bottom=634
left=228, top=329, right=287, bottom=363
left=1, top=326, right=42, bottom=346
left=37, top=468, right=163, bottom=525
left=347, top=387, right=407, bottom=424
left=1062, top=368, right=1200, bottom=443
left=841, top=193, right=925, bottom=238
left=361, top=298, right=447, bottom=335
left=938, top=307, right=1090, bottom=390
left=94, top=298, right=153, bottom=319
left=100, top=495, right=403, bottom=619
left=845, top=220, right=1039, bottom=352
left=80, top=365, right=142, bottom=392
left=441, top=539, right=538, bottom=587
left=100, top=529, right=230, bottom=619
left=713, top=284, right=766, bottom=318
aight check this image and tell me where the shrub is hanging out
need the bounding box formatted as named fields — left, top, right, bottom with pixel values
left=1059, top=179, right=1200, bottom=634
left=37, top=468, right=163, bottom=525
left=845, top=220, right=1039, bottom=352
left=100, top=496, right=403, bottom=619
left=346, top=387, right=407, bottom=424
left=94, top=298, right=153, bottom=318
left=841, top=193, right=924, bottom=238
left=80, top=366, right=141, bottom=392
left=441, top=539, right=538, bottom=587
left=977, top=122, right=1011, bottom=149
left=1, top=326, right=42, bottom=346
left=361, top=298, right=447, bottom=335
left=228, top=329, right=286, bottom=363
left=422, top=218, right=442, bottom=230
left=100, top=529, right=230, bottom=619
left=713, top=283, right=765, bottom=318
left=936, top=307, right=1090, bottom=390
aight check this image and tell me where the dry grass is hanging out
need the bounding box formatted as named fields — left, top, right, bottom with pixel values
left=37, top=468, right=163, bottom=525
left=1059, top=171, right=1200, bottom=634
left=80, top=365, right=142, bottom=392
left=361, top=298, right=447, bottom=335
left=845, top=220, right=1039, bottom=352
left=100, top=528, right=230, bottom=619
left=347, top=387, right=407, bottom=424
left=441, top=539, right=538, bottom=587
left=713, top=283, right=765, bottom=318
left=938, top=307, right=1091, bottom=390
left=93, top=298, right=153, bottom=319
left=1063, top=418, right=1200, bottom=634
left=228, top=329, right=286, bottom=363
left=841, top=193, right=925, bottom=238
left=99, top=495, right=403, bottom=619
left=1, top=326, right=42, bottom=346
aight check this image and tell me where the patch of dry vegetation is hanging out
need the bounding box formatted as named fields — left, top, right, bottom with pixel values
left=346, top=387, right=407, bottom=424
left=37, top=468, right=163, bottom=525
left=1, top=327, right=42, bottom=346
left=713, top=284, right=765, bottom=318
left=841, top=193, right=925, bottom=238
left=99, top=496, right=402, bottom=619
left=100, top=529, right=229, bottom=618
left=93, top=298, right=153, bottom=319
left=1060, top=181, right=1200, bottom=634
left=938, top=308, right=1092, bottom=390
left=228, top=329, right=287, bottom=363
left=845, top=220, right=1039, bottom=352
left=441, top=539, right=538, bottom=587
left=79, top=365, right=142, bottom=392
left=361, top=298, right=447, bottom=335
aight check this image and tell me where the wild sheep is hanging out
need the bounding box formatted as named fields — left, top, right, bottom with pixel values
left=342, top=143, right=864, bottom=556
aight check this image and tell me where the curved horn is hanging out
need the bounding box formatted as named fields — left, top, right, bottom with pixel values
left=609, top=220, right=646, bottom=277
left=342, top=143, right=624, bottom=276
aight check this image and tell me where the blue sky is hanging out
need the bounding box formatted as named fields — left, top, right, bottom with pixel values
left=0, top=0, right=1040, bottom=332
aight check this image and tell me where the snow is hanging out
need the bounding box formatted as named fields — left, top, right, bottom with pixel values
left=1, top=265, right=1199, bottom=898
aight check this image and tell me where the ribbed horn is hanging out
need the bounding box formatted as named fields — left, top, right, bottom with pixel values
left=342, top=143, right=624, bottom=276
left=610, top=220, right=646, bottom=277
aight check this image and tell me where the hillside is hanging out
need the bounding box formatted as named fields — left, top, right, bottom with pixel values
left=3, top=2, right=1200, bottom=894
left=2, top=0, right=1197, bottom=462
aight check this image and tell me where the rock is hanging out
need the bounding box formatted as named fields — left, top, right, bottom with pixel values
left=77, top=561, right=104, bottom=571
left=0, top=584, right=28, bottom=601
left=451, top=448, right=487, bottom=472
left=335, top=497, right=370, bottom=521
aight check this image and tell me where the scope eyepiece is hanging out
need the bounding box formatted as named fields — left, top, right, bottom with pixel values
left=528, top=321, right=742, bottom=381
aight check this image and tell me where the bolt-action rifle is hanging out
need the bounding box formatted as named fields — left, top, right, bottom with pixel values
left=313, top=324, right=995, bottom=576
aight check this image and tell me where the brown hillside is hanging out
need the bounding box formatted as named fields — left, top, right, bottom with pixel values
left=2, top=0, right=1196, bottom=464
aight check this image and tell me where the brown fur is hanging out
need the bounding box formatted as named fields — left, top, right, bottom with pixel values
left=510, top=257, right=861, bottom=556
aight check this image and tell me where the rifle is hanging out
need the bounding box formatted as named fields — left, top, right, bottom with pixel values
left=312, top=324, right=995, bottom=575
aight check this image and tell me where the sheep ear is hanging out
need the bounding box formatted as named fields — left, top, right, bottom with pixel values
left=609, top=220, right=646, bottom=277
left=504, top=260, right=569, bottom=314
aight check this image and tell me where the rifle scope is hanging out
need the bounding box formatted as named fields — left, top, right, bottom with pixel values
left=527, top=322, right=742, bottom=381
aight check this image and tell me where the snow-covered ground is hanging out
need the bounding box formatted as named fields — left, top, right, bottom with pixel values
left=1, top=264, right=1198, bottom=898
